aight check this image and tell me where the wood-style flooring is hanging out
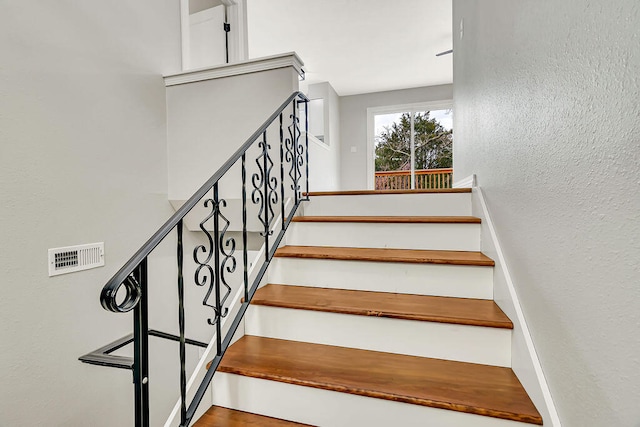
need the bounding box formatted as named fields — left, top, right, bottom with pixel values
left=274, top=246, right=495, bottom=266
left=219, top=336, right=543, bottom=425
left=193, top=406, right=312, bottom=427
left=252, top=284, right=512, bottom=328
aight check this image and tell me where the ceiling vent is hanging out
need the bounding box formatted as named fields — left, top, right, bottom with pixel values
left=48, top=242, right=104, bottom=277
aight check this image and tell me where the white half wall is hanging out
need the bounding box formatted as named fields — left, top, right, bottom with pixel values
left=165, top=60, right=300, bottom=201
left=453, top=1, right=640, bottom=425
left=339, top=84, right=453, bottom=190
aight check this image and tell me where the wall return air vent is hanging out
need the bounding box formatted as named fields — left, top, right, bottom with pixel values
left=48, top=242, right=104, bottom=277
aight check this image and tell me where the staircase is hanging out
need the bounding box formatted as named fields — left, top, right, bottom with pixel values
left=195, top=188, right=543, bottom=426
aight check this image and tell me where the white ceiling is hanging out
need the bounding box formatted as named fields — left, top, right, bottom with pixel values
left=246, top=0, right=453, bottom=96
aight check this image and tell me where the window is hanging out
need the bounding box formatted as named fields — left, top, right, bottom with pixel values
left=367, top=102, right=453, bottom=190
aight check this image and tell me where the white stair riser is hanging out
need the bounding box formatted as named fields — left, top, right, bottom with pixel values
left=246, top=305, right=512, bottom=367
left=211, top=373, right=535, bottom=427
left=302, top=193, right=472, bottom=217
left=286, top=222, right=481, bottom=251
left=268, top=258, right=494, bottom=300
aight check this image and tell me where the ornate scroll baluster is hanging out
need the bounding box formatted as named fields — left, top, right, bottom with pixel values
left=293, top=105, right=304, bottom=202
left=303, top=100, right=310, bottom=200
left=285, top=110, right=303, bottom=202
left=252, top=133, right=276, bottom=260
left=252, top=141, right=266, bottom=234
left=285, top=119, right=297, bottom=196
left=284, top=126, right=294, bottom=190
left=193, top=187, right=232, bottom=333
left=295, top=129, right=305, bottom=201
left=292, top=102, right=299, bottom=204
left=193, top=195, right=218, bottom=325
left=216, top=193, right=235, bottom=336
left=192, top=184, right=236, bottom=355
left=267, top=138, right=279, bottom=238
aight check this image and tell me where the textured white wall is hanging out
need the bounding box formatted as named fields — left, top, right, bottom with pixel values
left=453, top=1, right=640, bottom=425
left=0, top=2, right=183, bottom=426
left=339, top=85, right=453, bottom=190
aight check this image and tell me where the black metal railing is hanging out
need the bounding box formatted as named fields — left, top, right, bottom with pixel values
left=79, top=91, right=310, bottom=427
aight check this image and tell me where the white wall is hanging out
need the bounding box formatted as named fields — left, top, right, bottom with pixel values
left=0, top=2, right=185, bottom=426
left=306, top=82, right=341, bottom=191
left=166, top=67, right=299, bottom=201
left=189, top=0, right=223, bottom=14
left=339, top=85, right=453, bottom=190
left=453, top=1, right=640, bottom=426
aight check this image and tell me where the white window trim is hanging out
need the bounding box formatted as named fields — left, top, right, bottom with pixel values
left=223, top=0, right=248, bottom=64
left=366, top=100, right=453, bottom=190
left=180, top=0, right=191, bottom=69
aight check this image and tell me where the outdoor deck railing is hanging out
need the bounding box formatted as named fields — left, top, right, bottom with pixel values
left=375, top=168, right=452, bottom=190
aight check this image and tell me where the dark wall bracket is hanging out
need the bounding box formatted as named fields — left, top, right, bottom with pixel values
left=79, top=329, right=208, bottom=371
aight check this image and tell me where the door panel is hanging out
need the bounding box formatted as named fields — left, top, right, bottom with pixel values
left=189, top=5, right=226, bottom=69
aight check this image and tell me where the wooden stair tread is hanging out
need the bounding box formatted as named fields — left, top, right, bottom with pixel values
left=305, top=188, right=471, bottom=196
left=274, top=246, right=495, bottom=266
left=252, top=284, right=513, bottom=329
left=290, top=215, right=481, bottom=224
left=194, top=406, right=312, bottom=426
left=219, top=336, right=542, bottom=425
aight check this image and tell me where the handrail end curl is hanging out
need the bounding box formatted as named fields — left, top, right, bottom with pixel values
left=100, top=274, right=141, bottom=313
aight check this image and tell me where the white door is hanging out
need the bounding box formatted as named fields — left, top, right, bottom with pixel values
left=189, top=4, right=227, bottom=69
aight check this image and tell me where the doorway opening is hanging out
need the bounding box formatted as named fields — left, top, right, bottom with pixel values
left=367, top=102, right=453, bottom=190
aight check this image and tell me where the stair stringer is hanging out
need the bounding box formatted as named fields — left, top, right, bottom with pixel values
left=472, top=185, right=561, bottom=427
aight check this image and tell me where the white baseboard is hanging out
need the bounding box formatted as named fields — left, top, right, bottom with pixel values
left=473, top=184, right=561, bottom=426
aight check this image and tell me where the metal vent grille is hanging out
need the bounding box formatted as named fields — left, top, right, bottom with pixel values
left=48, top=243, right=104, bottom=277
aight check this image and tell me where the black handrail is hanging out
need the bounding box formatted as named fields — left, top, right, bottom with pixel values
left=80, top=91, right=310, bottom=427
left=100, top=91, right=309, bottom=313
